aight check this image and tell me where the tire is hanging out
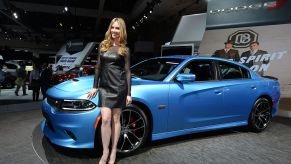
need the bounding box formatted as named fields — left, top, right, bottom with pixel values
left=248, top=98, right=272, bottom=132
left=117, top=104, right=149, bottom=156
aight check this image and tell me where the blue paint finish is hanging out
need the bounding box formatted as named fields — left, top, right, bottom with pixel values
left=41, top=55, right=280, bottom=149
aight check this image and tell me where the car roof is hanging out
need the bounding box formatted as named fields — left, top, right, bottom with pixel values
left=157, top=55, right=250, bottom=69
left=159, top=55, right=237, bottom=62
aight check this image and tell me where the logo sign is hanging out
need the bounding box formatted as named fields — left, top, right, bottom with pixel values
left=228, top=30, right=258, bottom=48
left=206, top=0, right=291, bottom=29
left=209, top=1, right=277, bottom=15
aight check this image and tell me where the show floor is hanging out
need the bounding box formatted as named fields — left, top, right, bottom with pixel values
left=1, top=88, right=291, bottom=163
left=0, top=109, right=291, bottom=164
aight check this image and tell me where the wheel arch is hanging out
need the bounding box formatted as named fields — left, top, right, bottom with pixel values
left=257, top=95, right=273, bottom=108
left=132, top=100, right=153, bottom=142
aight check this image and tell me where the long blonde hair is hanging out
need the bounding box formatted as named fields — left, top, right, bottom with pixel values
left=100, top=17, right=128, bottom=55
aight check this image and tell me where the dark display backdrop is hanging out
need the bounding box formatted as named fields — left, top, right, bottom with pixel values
left=207, top=0, right=291, bottom=29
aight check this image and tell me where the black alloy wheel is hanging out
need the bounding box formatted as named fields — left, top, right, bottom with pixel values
left=249, top=98, right=272, bottom=132
left=117, top=105, right=149, bottom=156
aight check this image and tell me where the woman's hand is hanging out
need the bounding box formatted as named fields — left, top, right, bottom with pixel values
left=87, top=88, right=98, bottom=99
left=126, top=96, right=132, bottom=105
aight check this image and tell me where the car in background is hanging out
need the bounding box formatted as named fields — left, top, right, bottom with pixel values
left=1, top=61, right=21, bottom=88
left=50, top=65, right=95, bottom=86
left=41, top=56, right=280, bottom=156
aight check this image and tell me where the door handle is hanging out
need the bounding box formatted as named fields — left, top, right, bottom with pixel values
left=251, top=85, right=256, bottom=90
left=214, top=90, right=223, bottom=95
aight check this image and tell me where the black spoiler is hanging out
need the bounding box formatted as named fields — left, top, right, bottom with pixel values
left=262, top=76, right=278, bottom=80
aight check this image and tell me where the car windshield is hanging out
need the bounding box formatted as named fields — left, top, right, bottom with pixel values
left=131, top=58, right=183, bottom=81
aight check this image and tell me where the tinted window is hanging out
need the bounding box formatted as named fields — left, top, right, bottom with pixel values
left=218, top=61, right=250, bottom=80
left=131, top=58, right=183, bottom=81
left=179, top=60, right=215, bottom=81
left=5, top=63, right=18, bottom=69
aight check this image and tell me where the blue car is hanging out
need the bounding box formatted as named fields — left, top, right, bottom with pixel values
left=41, top=56, right=280, bottom=155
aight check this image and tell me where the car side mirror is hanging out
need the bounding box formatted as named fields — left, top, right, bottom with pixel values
left=175, top=73, right=196, bottom=83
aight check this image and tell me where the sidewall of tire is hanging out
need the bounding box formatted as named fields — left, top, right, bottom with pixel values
left=118, top=104, right=150, bottom=157
left=248, top=98, right=272, bottom=132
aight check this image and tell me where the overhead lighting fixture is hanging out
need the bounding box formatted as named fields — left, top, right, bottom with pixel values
left=70, top=26, right=74, bottom=30
left=140, top=18, right=144, bottom=23
left=64, top=6, right=69, bottom=12
left=149, top=10, right=153, bottom=14
left=13, top=12, right=18, bottom=19
left=132, top=26, right=135, bottom=30
left=59, top=22, right=63, bottom=27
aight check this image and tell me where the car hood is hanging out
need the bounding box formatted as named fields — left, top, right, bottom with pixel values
left=53, top=76, right=160, bottom=92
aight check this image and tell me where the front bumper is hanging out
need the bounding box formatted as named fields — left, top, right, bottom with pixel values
left=41, top=99, right=101, bottom=149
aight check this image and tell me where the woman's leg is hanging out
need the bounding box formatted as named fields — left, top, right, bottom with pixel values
left=109, top=108, right=122, bottom=164
left=99, top=107, right=112, bottom=164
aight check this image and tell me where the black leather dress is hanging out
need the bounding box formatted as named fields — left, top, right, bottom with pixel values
left=93, top=46, right=131, bottom=108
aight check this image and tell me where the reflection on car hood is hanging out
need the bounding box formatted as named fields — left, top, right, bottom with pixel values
left=53, top=76, right=159, bottom=92
left=54, top=76, right=94, bottom=92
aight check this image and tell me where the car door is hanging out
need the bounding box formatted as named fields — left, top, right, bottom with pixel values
left=217, top=61, right=258, bottom=122
left=168, top=60, right=226, bottom=131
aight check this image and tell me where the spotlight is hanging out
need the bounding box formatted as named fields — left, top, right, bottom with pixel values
left=70, top=26, right=74, bottom=30
left=59, top=22, right=63, bottom=27
left=64, top=6, right=69, bottom=12
left=132, top=26, right=135, bottom=30
left=13, top=12, right=18, bottom=19
left=144, top=15, right=147, bottom=19
left=140, top=18, right=144, bottom=23
left=149, top=10, right=153, bottom=14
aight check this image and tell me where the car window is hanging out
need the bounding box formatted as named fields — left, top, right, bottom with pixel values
left=180, top=60, right=215, bottom=81
left=131, top=58, right=183, bottom=81
left=218, top=61, right=250, bottom=80
left=5, top=63, right=18, bottom=69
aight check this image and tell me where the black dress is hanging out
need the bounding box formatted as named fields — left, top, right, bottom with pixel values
left=93, top=46, right=131, bottom=108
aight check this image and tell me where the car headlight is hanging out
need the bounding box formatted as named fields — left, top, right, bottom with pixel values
left=61, top=99, right=96, bottom=111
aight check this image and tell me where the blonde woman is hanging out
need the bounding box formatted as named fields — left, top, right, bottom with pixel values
left=88, top=17, right=132, bottom=164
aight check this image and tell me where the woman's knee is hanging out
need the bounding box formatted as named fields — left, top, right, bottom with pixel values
left=101, top=107, right=111, bottom=125
left=111, top=109, right=121, bottom=124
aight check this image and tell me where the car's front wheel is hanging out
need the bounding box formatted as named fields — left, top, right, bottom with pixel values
left=117, top=105, right=149, bottom=156
left=248, top=98, right=272, bottom=132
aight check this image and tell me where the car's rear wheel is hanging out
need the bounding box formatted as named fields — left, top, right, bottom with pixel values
left=117, top=105, right=149, bottom=156
left=248, top=98, right=272, bottom=132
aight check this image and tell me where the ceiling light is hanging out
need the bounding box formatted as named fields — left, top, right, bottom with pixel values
left=149, top=10, right=153, bottom=14
left=144, top=15, right=147, bottom=19
left=70, top=26, right=74, bottom=30
left=64, top=6, right=68, bottom=12
left=13, top=12, right=18, bottom=19
left=132, top=26, right=135, bottom=30
left=59, top=22, right=63, bottom=27
left=140, top=18, right=144, bottom=23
